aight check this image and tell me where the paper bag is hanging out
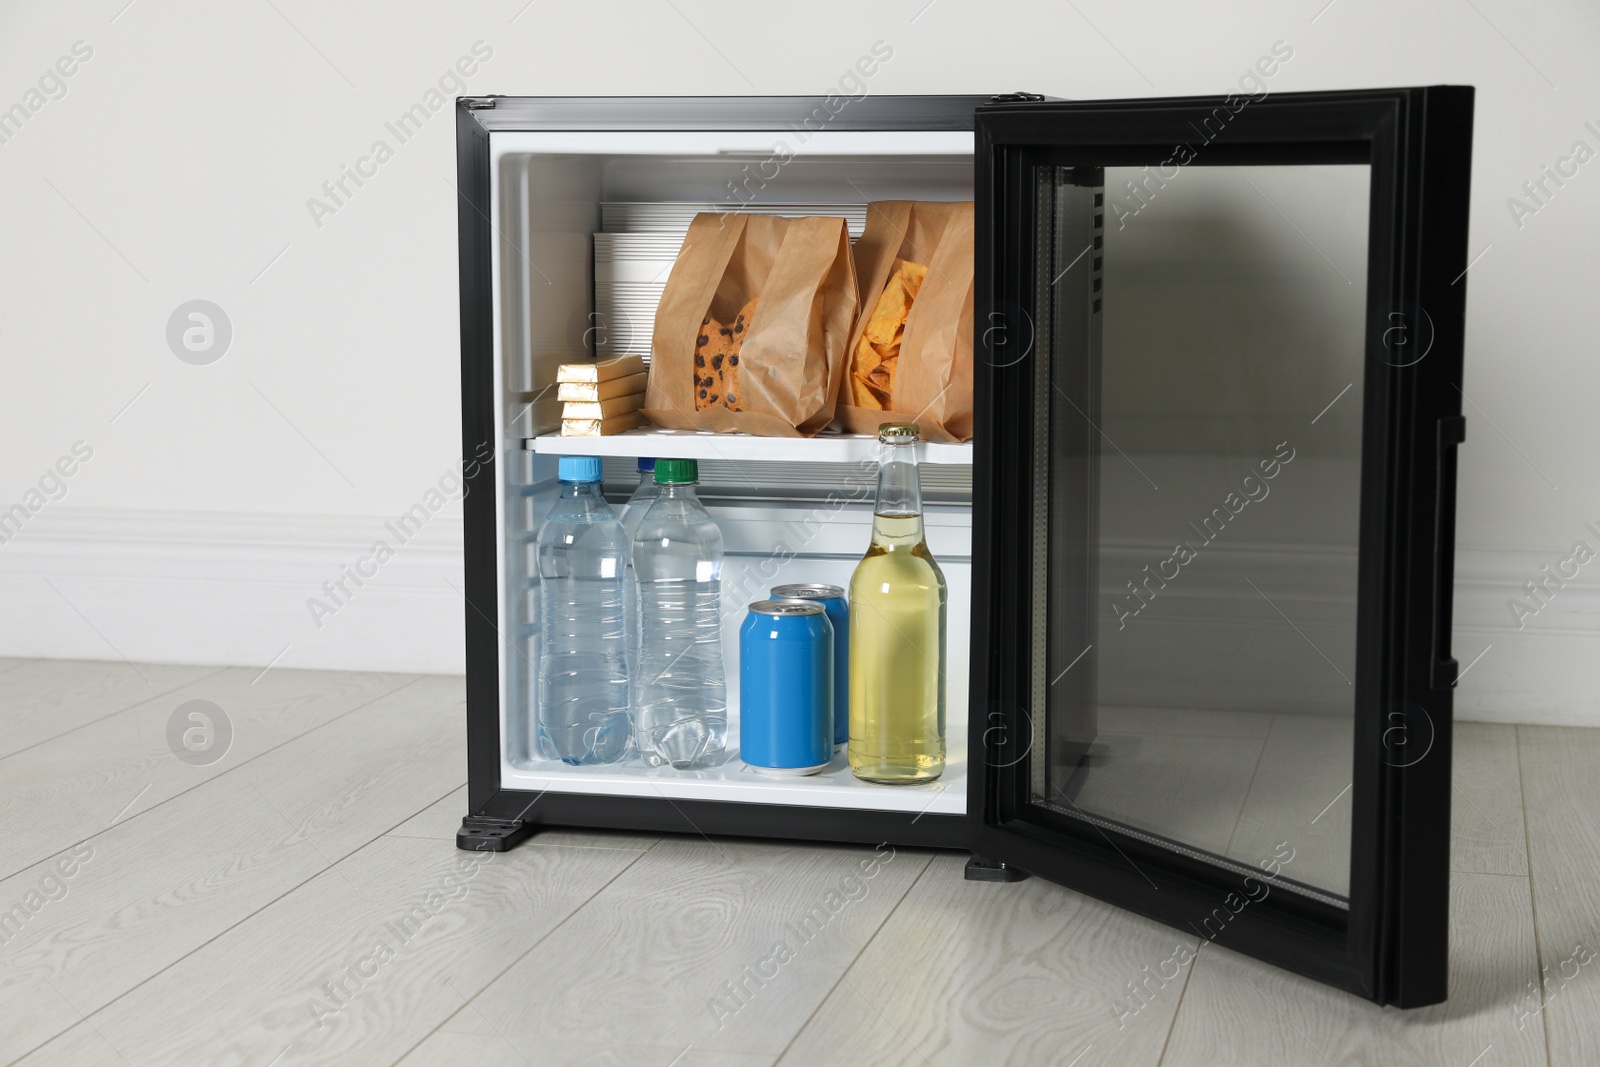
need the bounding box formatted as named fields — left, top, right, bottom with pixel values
left=837, top=201, right=975, bottom=443
left=643, top=212, right=857, bottom=437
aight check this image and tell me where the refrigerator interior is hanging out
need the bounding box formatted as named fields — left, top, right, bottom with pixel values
left=487, top=129, right=976, bottom=816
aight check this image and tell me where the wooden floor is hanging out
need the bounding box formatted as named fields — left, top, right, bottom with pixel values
left=0, top=659, right=1595, bottom=1066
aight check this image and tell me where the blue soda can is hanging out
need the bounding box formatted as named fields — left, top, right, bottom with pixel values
left=771, top=583, right=849, bottom=747
left=739, top=600, right=833, bottom=776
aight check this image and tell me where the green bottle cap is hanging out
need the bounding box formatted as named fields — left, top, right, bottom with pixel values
left=653, top=458, right=699, bottom=484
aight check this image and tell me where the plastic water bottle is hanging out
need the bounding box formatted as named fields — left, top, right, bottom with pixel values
left=632, top=458, right=727, bottom=768
left=535, top=455, right=632, bottom=765
left=618, top=457, right=661, bottom=679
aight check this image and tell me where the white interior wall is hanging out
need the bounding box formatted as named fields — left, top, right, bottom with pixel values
left=0, top=0, right=1595, bottom=724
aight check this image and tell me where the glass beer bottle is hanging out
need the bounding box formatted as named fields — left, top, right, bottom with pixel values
left=848, top=423, right=947, bottom=784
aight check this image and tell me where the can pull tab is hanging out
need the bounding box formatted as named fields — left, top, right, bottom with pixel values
left=989, top=92, right=1047, bottom=104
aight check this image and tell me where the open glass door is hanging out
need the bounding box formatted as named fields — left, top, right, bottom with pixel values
left=970, top=87, right=1473, bottom=1007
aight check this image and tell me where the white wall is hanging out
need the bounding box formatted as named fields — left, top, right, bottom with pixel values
left=0, top=0, right=1595, bottom=722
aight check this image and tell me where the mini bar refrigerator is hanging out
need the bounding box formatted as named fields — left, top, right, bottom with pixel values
left=453, top=89, right=1473, bottom=1007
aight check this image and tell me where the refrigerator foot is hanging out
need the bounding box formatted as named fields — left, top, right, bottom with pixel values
left=457, top=816, right=536, bottom=852
left=964, top=854, right=1028, bottom=882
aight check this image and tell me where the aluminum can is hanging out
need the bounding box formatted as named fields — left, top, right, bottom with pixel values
left=739, top=599, right=833, bottom=775
left=770, top=583, right=849, bottom=747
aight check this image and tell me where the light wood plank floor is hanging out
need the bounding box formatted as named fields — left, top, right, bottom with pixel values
left=0, top=661, right=1594, bottom=1066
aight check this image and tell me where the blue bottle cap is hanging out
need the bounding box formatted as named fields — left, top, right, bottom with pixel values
left=557, top=455, right=603, bottom=483
left=637, top=456, right=656, bottom=472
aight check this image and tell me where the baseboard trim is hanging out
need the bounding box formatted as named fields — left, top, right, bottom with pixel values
left=1450, top=547, right=1600, bottom=725
left=0, top=507, right=465, bottom=674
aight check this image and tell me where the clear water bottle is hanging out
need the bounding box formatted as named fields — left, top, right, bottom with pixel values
left=535, top=455, right=632, bottom=765
left=618, top=457, right=661, bottom=679
left=632, top=458, right=727, bottom=768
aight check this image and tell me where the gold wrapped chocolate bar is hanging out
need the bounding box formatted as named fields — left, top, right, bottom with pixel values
left=557, top=356, right=648, bottom=435
left=560, top=412, right=647, bottom=437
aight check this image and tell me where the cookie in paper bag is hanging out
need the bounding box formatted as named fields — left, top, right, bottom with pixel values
left=693, top=316, right=729, bottom=411
left=721, top=297, right=756, bottom=412
left=693, top=297, right=758, bottom=412
left=646, top=211, right=856, bottom=436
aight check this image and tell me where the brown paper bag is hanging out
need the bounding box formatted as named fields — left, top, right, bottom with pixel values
left=643, top=212, right=857, bottom=437
left=837, top=201, right=975, bottom=443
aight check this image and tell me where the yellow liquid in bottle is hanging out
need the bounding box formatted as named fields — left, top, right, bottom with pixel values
left=848, top=512, right=947, bottom=784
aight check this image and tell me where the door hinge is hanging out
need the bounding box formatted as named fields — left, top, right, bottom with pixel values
left=989, top=92, right=1047, bottom=104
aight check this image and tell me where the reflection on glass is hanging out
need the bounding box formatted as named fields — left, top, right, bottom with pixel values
left=1033, top=164, right=1369, bottom=901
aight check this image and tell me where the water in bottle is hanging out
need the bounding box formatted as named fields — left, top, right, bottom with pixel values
left=618, top=457, right=661, bottom=678
left=632, top=458, right=728, bottom=768
left=618, top=456, right=662, bottom=539
left=535, top=455, right=632, bottom=765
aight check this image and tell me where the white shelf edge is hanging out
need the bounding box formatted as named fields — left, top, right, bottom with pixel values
left=523, top=427, right=973, bottom=465
left=500, top=757, right=968, bottom=816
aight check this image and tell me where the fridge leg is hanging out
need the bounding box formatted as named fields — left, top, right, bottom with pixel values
left=964, top=854, right=1029, bottom=882
left=457, top=816, right=536, bottom=852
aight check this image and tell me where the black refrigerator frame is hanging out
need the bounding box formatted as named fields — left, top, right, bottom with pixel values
left=453, top=95, right=991, bottom=856
left=453, top=89, right=1473, bottom=1008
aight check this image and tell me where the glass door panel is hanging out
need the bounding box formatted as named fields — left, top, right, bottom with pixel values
left=1033, top=163, right=1369, bottom=902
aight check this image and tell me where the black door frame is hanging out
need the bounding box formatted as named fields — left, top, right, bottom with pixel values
left=969, top=87, right=1473, bottom=1007
left=452, top=96, right=990, bottom=854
